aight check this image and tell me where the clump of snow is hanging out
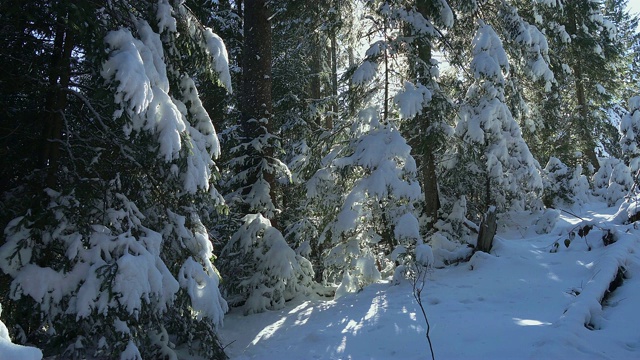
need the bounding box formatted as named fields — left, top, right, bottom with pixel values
left=415, top=243, right=434, bottom=267
left=355, top=253, right=382, bottom=285
left=156, top=0, right=177, bottom=33
left=102, top=24, right=186, bottom=161
left=334, top=271, right=359, bottom=300
left=179, top=257, right=228, bottom=325
left=612, top=198, right=640, bottom=224
left=203, top=28, right=233, bottom=93
left=470, top=22, right=509, bottom=80
left=393, top=213, right=421, bottom=243
left=0, top=304, right=42, bottom=360
left=393, top=81, right=432, bottom=119
left=352, top=61, right=377, bottom=85
left=120, top=340, right=142, bottom=360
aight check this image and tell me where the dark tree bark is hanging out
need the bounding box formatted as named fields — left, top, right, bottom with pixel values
left=329, top=31, right=338, bottom=129
left=408, top=0, right=441, bottom=227
left=310, top=30, right=323, bottom=127
left=242, top=0, right=278, bottom=227
left=242, top=0, right=271, bottom=122
left=566, top=4, right=599, bottom=170
left=40, top=20, right=74, bottom=190
left=476, top=207, right=497, bottom=253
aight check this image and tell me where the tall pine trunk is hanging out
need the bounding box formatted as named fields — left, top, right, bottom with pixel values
left=411, top=0, right=441, bottom=226
left=242, top=0, right=279, bottom=227
left=40, top=21, right=74, bottom=190
left=567, top=4, right=599, bottom=170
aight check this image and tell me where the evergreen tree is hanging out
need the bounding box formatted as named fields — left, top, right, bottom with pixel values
left=219, top=0, right=314, bottom=314
left=527, top=0, right=622, bottom=168
left=443, top=21, right=542, bottom=218
left=308, top=108, right=424, bottom=288
left=0, top=1, right=231, bottom=358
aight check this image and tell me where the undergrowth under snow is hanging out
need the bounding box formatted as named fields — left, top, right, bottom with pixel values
left=220, top=200, right=640, bottom=359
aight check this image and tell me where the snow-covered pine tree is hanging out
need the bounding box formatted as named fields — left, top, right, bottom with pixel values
left=429, top=196, right=474, bottom=267
left=527, top=0, right=622, bottom=169
left=272, top=0, right=360, bottom=281
left=303, top=0, right=446, bottom=291
left=219, top=0, right=314, bottom=314
left=594, top=158, right=619, bottom=197
left=308, top=108, right=424, bottom=289
left=396, top=0, right=456, bottom=226
left=0, top=1, right=231, bottom=358
left=443, top=21, right=542, bottom=218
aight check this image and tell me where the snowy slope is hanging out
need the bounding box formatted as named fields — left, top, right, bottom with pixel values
left=220, top=202, right=640, bottom=359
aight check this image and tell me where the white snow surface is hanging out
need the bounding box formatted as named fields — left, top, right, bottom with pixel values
left=0, top=305, right=42, bottom=360
left=220, top=201, right=640, bottom=359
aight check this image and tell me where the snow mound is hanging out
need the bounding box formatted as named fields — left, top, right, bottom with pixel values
left=0, top=304, right=42, bottom=360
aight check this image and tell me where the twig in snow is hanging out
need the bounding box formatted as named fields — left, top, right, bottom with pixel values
left=411, top=264, right=435, bottom=360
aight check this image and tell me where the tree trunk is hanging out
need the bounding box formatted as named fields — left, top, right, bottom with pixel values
left=242, top=0, right=278, bottom=228
left=329, top=31, right=338, bottom=129
left=573, top=62, right=599, bottom=169
left=310, top=30, right=323, bottom=127
left=476, top=207, right=497, bottom=253
left=567, top=4, right=599, bottom=170
left=40, top=21, right=74, bottom=190
left=409, top=0, right=441, bottom=227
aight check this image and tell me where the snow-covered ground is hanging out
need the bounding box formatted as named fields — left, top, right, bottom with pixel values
left=220, top=201, right=640, bottom=359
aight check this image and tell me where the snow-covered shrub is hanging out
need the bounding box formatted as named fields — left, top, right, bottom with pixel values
left=570, top=164, right=593, bottom=207
left=605, top=162, right=633, bottom=207
left=593, top=158, right=618, bottom=198
left=429, top=196, right=474, bottom=267
left=534, top=208, right=560, bottom=234
left=542, top=157, right=574, bottom=207
left=222, top=214, right=314, bottom=314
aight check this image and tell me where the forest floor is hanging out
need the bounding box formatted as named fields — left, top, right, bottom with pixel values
left=220, top=201, right=640, bottom=359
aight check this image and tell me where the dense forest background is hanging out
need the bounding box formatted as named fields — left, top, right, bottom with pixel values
left=1, top=0, right=640, bottom=358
